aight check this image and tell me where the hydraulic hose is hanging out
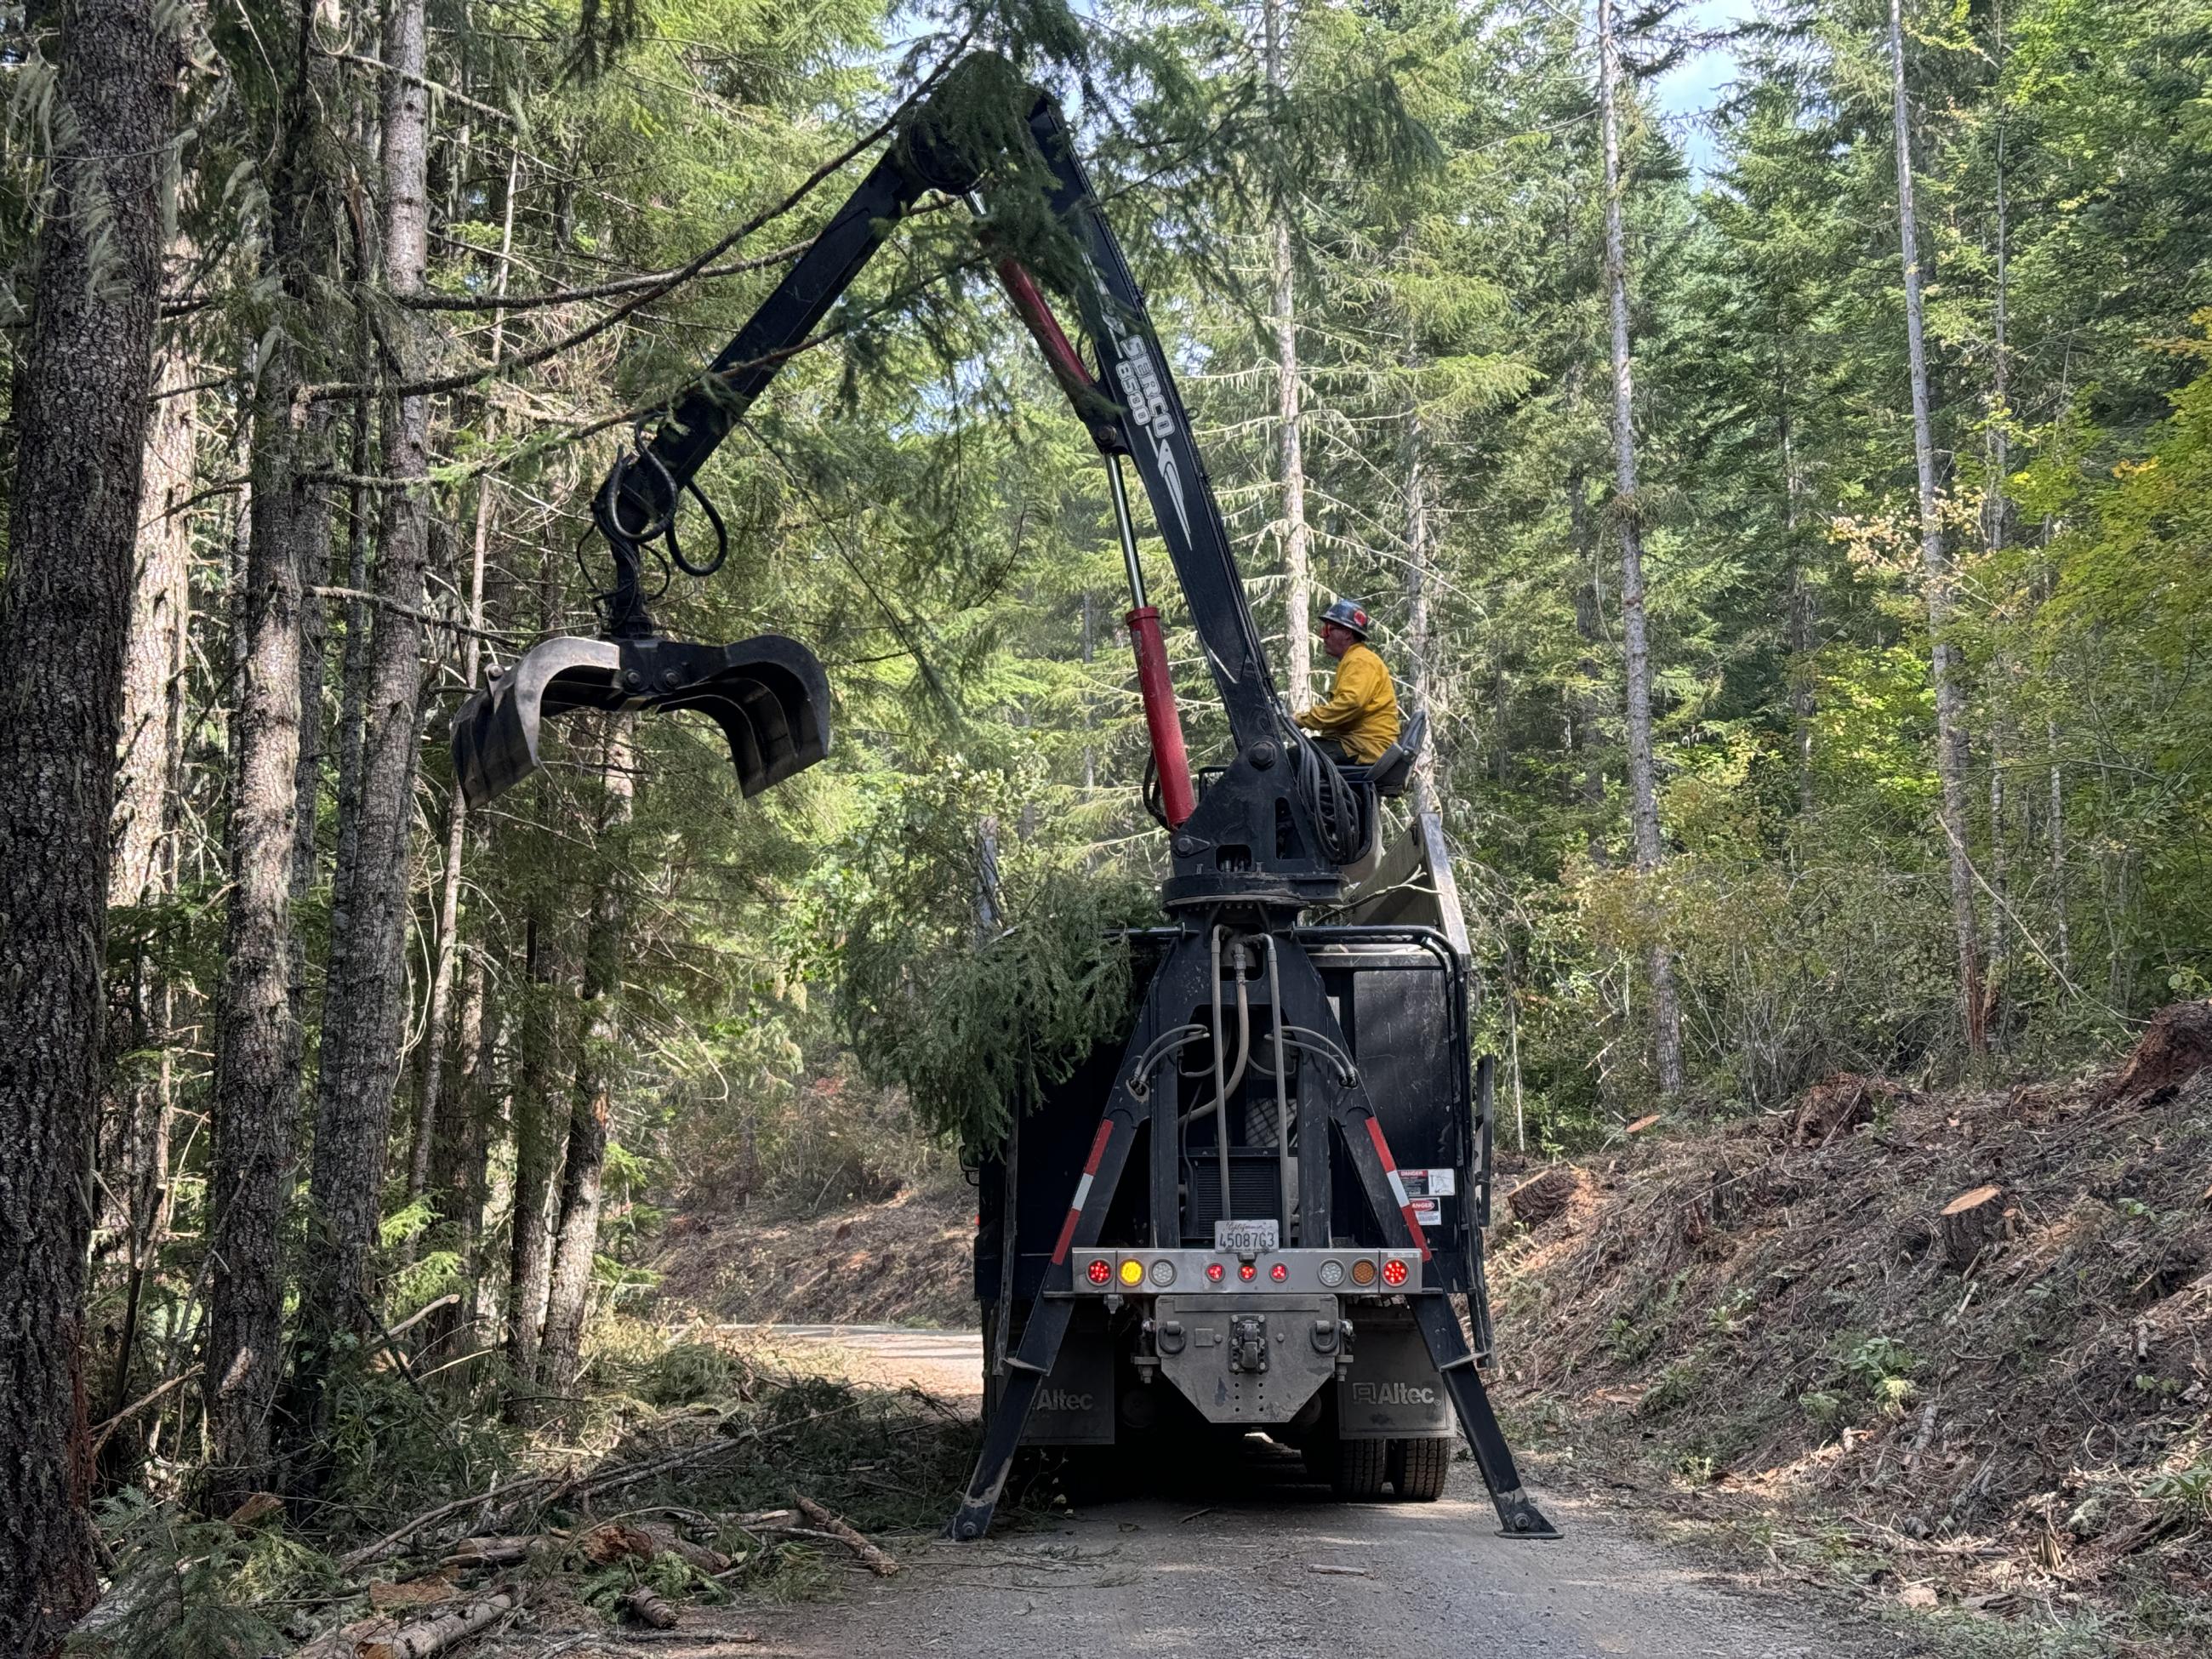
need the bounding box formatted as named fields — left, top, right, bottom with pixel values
left=1183, top=969, right=1251, bottom=1126
left=1210, top=926, right=1231, bottom=1223
left=1287, top=724, right=1367, bottom=867
left=1261, top=933, right=1295, bottom=1243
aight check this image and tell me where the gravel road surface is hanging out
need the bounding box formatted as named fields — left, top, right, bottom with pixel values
left=522, top=1325, right=1891, bottom=1659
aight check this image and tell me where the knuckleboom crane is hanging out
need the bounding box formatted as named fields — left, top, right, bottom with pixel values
left=452, top=52, right=1556, bottom=1542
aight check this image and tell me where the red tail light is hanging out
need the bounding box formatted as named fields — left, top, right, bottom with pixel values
left=1206, top=1262, right=1225, bottom=1282
left=1382, top=1257, right=1410, bottom=1287
left=1268, top=1262, right=1289, bottom=1282
left=1238, top=1262, right=1257, bottom=1281
left=1086, top=1259, right=1113, bottom=1286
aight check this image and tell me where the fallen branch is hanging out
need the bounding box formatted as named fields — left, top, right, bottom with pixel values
left=339, top=1476, right=550, bottom=1574
left=794, top=1495, right=898, bottom=1577
left=88, top=1372, right=190, bottom=1457
left=292, top=1590, right=516, bottom=1658
left=441, top=1535, right=536, bottom=1569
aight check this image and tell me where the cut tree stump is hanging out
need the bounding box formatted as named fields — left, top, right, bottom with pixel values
left=1938, top=1184, right=2011, bottom=1271
left=1505, top=1168, right=1577, bottom=1230
left=2096, top=1001, right=2212, bottom=1107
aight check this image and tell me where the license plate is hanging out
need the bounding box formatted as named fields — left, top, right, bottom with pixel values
left=1214, top=1219, right=1280, bottom=1253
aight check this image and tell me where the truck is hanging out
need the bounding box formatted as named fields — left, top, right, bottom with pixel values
left=452, top=49, right=1556, bottom=1544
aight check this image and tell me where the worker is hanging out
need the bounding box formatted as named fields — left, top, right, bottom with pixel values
left=1294, top=599, right=1400, bottom=765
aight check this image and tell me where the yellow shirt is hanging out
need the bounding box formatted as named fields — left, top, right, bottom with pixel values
left=1295, top=642, right=1400, bottom=764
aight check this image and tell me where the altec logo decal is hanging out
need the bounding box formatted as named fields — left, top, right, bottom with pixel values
left=1035, top=1388, right=1096, bottom=1413
left=1352, top=1381, right=1437, bottom=1405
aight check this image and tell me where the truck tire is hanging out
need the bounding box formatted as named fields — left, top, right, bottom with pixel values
left=1388, top=1436, right=1450, bottom=1502
left=1331, top=1436, right=1389, bottom=1501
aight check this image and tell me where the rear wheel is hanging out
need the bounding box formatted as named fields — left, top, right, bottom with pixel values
left=1331, top=1435, right=1389, bottom=1501
left=1388, top=1436, right=1450, bottom=1502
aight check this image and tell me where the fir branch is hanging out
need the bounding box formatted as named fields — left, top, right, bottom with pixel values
left=297, top=43, right=972, bottom=406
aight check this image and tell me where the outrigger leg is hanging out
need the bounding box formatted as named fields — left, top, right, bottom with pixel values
left=947, top=1097, right=1143, bottom=1540
left=1268, top=942, right=1559, bottom=1539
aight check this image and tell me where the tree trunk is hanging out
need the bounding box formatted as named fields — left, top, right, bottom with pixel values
left=0, top=3, right=180, bottom=1648
left=412, top=147, right=516, bottom=1202
left=1597, top=0, right=1685, bottom=1096
left=1889, top=0, right=1986, bottom=1055
left=305, top=0, right=435, bottom=1347
left=2048, top=716, right=2070, bottom=978
left=538, top=720, right=636, bottom=1403
left=1780, top=376, right=1816, bottom=818
left=205, top=0, right=345, bottom=1513
left=110, top=328, right=196, bottom=911
left=503, top=915, right=563, bottom=1409
left=424, top=940, right=492, bottom=1365
left=1080, top=590, right=1096, bottom=793
left=1264, top=0, right=1312, bottom=710
left=1567, top=467, right=1608, bottom=840
left=101, top=279, right=195, bottom=1437
left=1403, top=405, right=1439, bottom=818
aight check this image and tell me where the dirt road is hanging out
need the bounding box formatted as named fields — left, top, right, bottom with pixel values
left=522, top=1325, right=1892, bottom=1659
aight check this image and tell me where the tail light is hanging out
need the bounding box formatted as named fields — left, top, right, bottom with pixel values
left=1086, top=1259, right=1112, bottom=1286
left=1206, top=1262, right=1225, bottom=1282
left=1268, top=1262, right=1289, bottom=1282
left=1382, top=1257, right=1410, bottom=1287
left=1238, top=1262, right=1257, bottom=1281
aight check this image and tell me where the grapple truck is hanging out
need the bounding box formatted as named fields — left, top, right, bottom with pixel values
left=450, top=51, right=1556, bottom=1544
left=975, top=832, right=1516, bottom=1512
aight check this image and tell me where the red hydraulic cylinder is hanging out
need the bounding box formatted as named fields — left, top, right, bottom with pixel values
left=1126, top=605, right=1195, bottom=828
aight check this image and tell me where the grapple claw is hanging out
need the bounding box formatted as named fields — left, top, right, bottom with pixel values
left=450, top=633, right=831, bottom=808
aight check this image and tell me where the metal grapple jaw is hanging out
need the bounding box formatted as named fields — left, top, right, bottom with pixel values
left=450, top=633, right=831, bottom=809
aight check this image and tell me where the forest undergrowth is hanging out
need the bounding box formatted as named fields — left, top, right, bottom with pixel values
left=76, top=1337, right=1001, bottom=1658
left=1494, top=1004, right=2212, bottom=1656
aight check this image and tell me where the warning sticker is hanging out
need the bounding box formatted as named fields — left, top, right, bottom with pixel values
left=1399, top=1168, right=1457, bottom=1199
left=1410, top=1197, right=1442, bottom=1225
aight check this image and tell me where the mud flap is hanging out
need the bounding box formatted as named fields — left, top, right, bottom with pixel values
left=450, top=633, right=830, bottom=808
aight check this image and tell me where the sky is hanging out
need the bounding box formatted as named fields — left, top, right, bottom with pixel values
left=1651, top=0, right=1759, bottom=178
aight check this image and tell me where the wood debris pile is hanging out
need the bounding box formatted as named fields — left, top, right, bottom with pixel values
left=1491, top=1010, right=2212, bottom=1644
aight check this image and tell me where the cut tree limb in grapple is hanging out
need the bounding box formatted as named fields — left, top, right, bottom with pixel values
left=448, top=50, right=1554, bottom=1546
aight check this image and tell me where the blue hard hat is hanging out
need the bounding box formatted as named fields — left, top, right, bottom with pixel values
left=1319, top=599, right=1371, bottom=639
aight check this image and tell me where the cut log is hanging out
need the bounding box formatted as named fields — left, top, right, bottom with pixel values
left=794, top=1495, right=899, bottom=1576
left=581, top=1521, right=658, bottom=1564
left=624, top=1586, right=679, bottom=1629
left=1505, top=1167, right=1576, bottom=1229
left=225, top=1491, right=286, bottom=1527
left=1938, top=1184, right=2010, bottom=1271
left=440, top=1536, right=536, bottom=1568
left=367, top=1572, right=458, bottom=1613
left=292, top=1592, right=515, bottom=1659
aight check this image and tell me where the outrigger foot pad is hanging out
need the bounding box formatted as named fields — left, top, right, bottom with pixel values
left=451, top=633, right=831, bottom=808
left=1490, top=1489, right=1562, bottom=1541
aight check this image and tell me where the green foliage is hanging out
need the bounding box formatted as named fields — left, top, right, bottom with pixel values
left=826, top=759, right=1159, bottom=1150
left=74, top=1490, right=330, bottom=1659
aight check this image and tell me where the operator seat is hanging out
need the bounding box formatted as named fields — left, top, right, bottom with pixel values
left=1343, top=710, right=1428, bottom=799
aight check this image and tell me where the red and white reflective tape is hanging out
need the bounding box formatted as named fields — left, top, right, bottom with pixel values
left=1051, top=1120, right=1116, bottom=1265
left=1363, top=1117, right=1432, bottom=1263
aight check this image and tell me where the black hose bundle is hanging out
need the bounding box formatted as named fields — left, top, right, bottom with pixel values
left=1291, top=727, right=1366, bottom=866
